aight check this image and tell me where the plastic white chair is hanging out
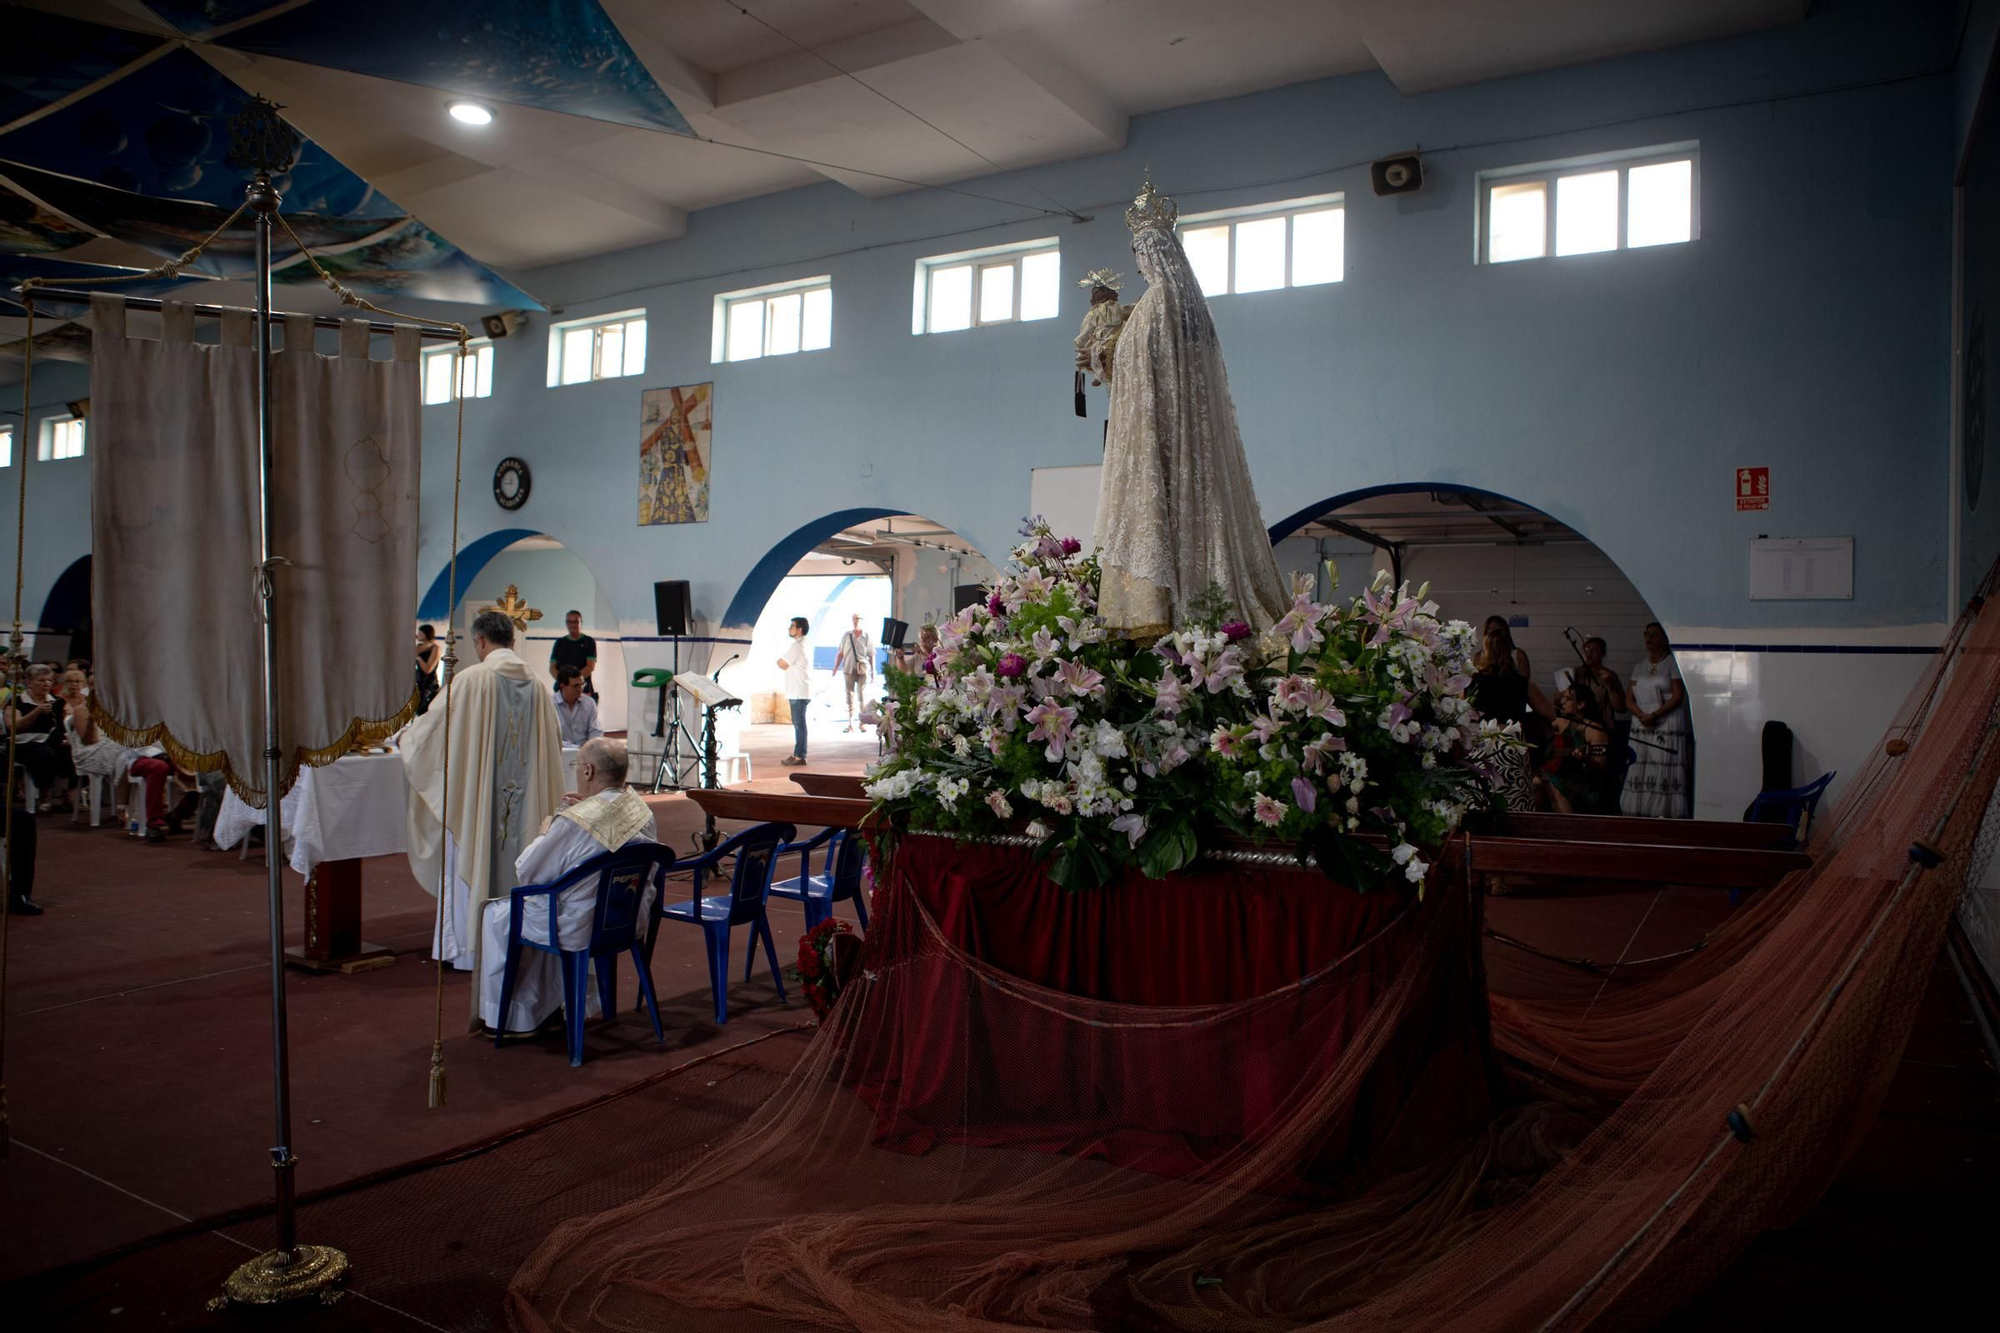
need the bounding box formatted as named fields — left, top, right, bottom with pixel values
left=711, top=710, right=751, bottom=785
left=126, top=774, right=146, bottom=835
left=72, top=771, right=112, bottom=826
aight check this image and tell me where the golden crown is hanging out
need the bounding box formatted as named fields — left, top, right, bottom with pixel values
left=1125, top=170, right=1177, bottom=235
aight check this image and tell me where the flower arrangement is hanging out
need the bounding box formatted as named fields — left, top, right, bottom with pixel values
left=797, top=917, right=861, bottom=1019
left=863, top=520, right=1523, bottom=894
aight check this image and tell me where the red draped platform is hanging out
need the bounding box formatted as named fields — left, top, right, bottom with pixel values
left=847, top=834, right=1497, bottom=1185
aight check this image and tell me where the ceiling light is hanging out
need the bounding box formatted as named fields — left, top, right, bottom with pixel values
left=447, top=100, right=494, bottom=127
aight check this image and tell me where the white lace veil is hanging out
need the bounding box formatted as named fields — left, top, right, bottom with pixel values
left=1094, top=194, right=1289, bottom=633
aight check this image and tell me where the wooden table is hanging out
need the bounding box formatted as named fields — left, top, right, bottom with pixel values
left=690, top=786, right=1813, bottom=894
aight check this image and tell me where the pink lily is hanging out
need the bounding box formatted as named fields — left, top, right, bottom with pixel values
left=1025, top=700, right=1077, bottom=761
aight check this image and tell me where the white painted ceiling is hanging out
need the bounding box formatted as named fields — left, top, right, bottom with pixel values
left=15, top=0, right=1807, bottom=276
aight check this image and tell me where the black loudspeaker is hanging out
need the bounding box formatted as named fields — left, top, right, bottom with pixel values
left=1370, top=153, right=1423, bottom=197
left=654, top=579, right=690, bottom=636
left=481, top=310, right=527, bottom=339
left=882, top=618, right=908, bottom=649
left=952, top=584, right=985, bottom=614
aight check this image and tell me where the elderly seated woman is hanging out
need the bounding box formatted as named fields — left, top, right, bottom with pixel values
left=62, top=667, right=194, bottom=841
left=7, top=663, right=74, bottom=810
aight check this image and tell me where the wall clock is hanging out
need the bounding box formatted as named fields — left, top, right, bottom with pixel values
left=493, top=456, right=531, bottom=511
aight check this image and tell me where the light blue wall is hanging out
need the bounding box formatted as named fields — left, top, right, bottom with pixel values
left=2, top=0, right=1965, bottom=650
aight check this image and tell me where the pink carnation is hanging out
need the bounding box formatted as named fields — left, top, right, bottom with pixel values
left=996, top=652, right=1028, bottom=678
left=1220, top=620, right=1251, bottom=642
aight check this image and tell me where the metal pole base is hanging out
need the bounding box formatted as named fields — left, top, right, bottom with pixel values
left=207, top=1245, right=350, bottom=1311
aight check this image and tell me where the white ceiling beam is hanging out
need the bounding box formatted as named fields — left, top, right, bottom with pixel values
left=595, top=0, right=720, bottom=112
left=1345, top=0, right=1809, bottom=95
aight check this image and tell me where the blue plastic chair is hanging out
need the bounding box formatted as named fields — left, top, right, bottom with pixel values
left=1736, top=770, right=1834, bottom=904
left=770, top=826, right=871, bottom=932
left=1743, top=770, right=1836, bottom=851
left=495, top=842, right=677, bottom=1067
left=646, top=821, right=796, bottom=1026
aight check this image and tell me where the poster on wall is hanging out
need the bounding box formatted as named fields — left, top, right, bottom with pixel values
left=639, top=383, right=711, bottom=525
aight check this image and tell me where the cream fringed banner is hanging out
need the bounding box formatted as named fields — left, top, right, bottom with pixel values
left=88, top=295, right=421, bottom=807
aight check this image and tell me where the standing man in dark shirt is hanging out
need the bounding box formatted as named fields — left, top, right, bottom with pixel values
left=549, top=610, right=599, bottom=699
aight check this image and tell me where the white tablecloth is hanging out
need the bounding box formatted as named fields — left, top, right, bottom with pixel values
left=215, top=752, right=411, bottom=880
left=216, top=746, right=582, bottom=880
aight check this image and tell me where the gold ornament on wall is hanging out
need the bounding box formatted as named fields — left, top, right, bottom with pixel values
left=485, top=584, right=542, bottom=632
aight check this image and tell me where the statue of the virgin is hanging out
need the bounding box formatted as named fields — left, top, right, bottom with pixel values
left=1091, top=172, right=1289, bottom=635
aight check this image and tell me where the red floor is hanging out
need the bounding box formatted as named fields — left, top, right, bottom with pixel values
left=0, top=718, right=881, bottom=1283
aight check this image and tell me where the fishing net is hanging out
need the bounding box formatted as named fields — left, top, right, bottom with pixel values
left=508, top=575, right=2000, bottom=1332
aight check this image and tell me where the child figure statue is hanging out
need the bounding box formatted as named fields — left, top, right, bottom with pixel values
left=1072, top=268, right=1131, bottom=388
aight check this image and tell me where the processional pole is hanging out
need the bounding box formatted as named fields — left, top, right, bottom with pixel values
left=211, top=97, right=349, bottom=1311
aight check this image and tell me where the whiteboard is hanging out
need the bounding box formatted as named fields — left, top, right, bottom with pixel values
left=1748, top=537, right=1853, bottom=601
left=1029, top=465, right=1101, bottom=549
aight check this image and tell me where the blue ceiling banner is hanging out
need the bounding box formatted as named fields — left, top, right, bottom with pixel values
left=0, top=6, right=167, bottom=131
left=0, top=164, right=544, bottom=310
left=270, top=216, right=546, bottom=310
left=163, top=0, right=694, bottom=135
left=139, top=1, right=293, bottom=39
left=2, top=161, right=400, bottom=275
left=0, top=181, right=98, bottom=253
left=0, top=47, right=400, bottom=219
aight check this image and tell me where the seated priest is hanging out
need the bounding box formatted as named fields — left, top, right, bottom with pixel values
left=403, top=610, right=565, bottom=1021
left=478, top=736, right=659, bottom=1034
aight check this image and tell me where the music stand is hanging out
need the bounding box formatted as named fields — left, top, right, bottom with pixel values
left=669, top=671, right=742, bottom=846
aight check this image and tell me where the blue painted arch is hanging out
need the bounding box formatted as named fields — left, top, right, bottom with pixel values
left=1266, top=482, right=1562, bottom=545
left=720, top=507, right=909, bottom=632
left=417, top=527, right=540, bottom=622
left=38, top=554, right=90, bottom=634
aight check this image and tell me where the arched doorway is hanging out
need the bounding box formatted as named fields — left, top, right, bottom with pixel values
left=722, top=511, right=993, bottom=776
left=421, top=531, right=629, bottom=732
left=36, top=554, right=91, bottom=664
left=1274, top=485, right=1694, bottom=816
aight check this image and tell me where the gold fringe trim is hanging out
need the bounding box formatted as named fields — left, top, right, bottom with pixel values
left=90, top=687, right=420, bottom=810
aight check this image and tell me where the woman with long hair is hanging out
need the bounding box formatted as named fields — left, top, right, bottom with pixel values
left=414, top=623, right=442, bottom=716
left=1467, top=623, right=1553, bottom=812
left=1480, top=614, right=1532, bottom=680
left=1620, top=620, right=1693, bottom=817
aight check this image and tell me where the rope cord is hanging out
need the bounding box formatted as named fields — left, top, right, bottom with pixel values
left=428, top=339, right=466, bottom=1106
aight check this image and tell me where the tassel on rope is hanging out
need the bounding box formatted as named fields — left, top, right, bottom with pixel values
left=427, top=1038, right=447, bottom=1109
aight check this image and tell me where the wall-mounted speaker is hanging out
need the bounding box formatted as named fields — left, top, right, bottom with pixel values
left=952, top=584, right=985, bottom=614
left=67, top=398, right=89, bottom=420
left=1370, top=153, right=1424, bottom=197
left=882, top=617, right=909, bottom=649
left=654, top=579, right=690, bottom=636
left=481, top=310, right=528, bottom=340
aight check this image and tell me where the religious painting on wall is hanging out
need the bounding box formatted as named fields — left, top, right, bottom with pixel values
left=639, top=382, right=712, bottom=525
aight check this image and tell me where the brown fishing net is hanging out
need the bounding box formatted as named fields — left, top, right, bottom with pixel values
left=508, top=579, right=2000, bottom=1333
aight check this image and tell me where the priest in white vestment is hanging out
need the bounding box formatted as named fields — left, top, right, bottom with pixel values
left=402, top=609, right=565, bottom=1026
left=480, top=737, right=660, bottom=1033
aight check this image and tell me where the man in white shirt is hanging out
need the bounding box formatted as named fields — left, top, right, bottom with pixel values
left=552, top=666, right=604, bottom=747
left=833, top=612, right=873, bottom=733
left=777, top=615, right=811, bottom=767
left=479, top=736, right=659, bottom=1033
